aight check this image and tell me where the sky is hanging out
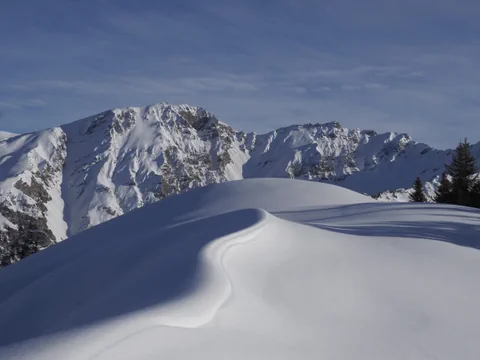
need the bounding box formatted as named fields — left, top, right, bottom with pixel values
left=1, top=0, right=480, bottom=148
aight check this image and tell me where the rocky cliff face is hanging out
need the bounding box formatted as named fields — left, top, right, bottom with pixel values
left=1, top=102, right=479, bottom=264
left=0, top=128, right=67, bottom=265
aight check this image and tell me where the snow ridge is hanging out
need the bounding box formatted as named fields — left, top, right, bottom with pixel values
left=153, top=208, right=269, bottom=329
left=0, top=179, right=479, bottom=359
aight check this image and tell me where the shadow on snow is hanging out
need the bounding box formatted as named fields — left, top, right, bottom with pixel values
left=0, top=207, right=264, bottom=347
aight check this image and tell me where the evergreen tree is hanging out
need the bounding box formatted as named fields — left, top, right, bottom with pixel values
left=471, top=180, right=480, bottom=209
left=409, top=177, right=426, bottom=202
left=446, top=139, right=479, bottom=206
left=434, top=172, right=452, bottom=204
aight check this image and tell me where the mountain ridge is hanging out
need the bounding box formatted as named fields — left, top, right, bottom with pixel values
left=0, top=102, right=479, bottom=264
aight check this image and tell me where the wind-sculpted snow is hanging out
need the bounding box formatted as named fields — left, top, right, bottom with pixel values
left=0, top=179, right=479, bottom=360
left=0, top=208, right=269, bottom=347
left=153, top=208, right=269, bottom=329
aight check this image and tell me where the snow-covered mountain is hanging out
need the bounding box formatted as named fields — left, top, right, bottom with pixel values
left=1, top=179, right=479, bottom=359
left=0, top=102, right=479, bottom=258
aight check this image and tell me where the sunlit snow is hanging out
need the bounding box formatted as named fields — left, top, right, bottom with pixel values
left=0, top=178, right=478, bottom=359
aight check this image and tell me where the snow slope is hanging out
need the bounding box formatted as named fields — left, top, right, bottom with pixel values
left=0, top=131, right=17, bottom=141
left=0, top=178, right=479, bottom=360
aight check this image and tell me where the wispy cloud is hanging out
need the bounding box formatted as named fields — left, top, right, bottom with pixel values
left=312, top=86, right=332, bottom=92
left=178, top=74, right=261, bottom=92
left=0, top=99, right=47, bottom=109
left=8, top=73, right=263, bottom=96
left=364, top=83, right=389, bottom=90
left=341, top=85, right=362, bottom=91
left=339, top=82, right=389, bottom=91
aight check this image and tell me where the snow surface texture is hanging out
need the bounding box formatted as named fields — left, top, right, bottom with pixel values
left=0, top=178, right=479, bottom=359
left=1, top=102, right=479, bottom=248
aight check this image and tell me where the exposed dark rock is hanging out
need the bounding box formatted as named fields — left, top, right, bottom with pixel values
left=14, top=178, right=52, bottom=213
left=99, top=205, right=117, bottom=216
left=0, top=204, right=55, bottom=267
left=86, top=112, right=112, bottom=135
left=361, top=129, right=377, bottom=137
left=217, top=151, right=232, bottom=170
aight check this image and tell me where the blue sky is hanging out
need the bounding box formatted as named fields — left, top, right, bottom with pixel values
left=1, top=0, right=480, bottom=148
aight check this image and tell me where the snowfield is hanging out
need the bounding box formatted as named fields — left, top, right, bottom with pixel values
left=0, top=178, right=479, bottom=359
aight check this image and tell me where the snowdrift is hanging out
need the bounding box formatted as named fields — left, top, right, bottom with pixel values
left=0, top=178, right=479, bottom=360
